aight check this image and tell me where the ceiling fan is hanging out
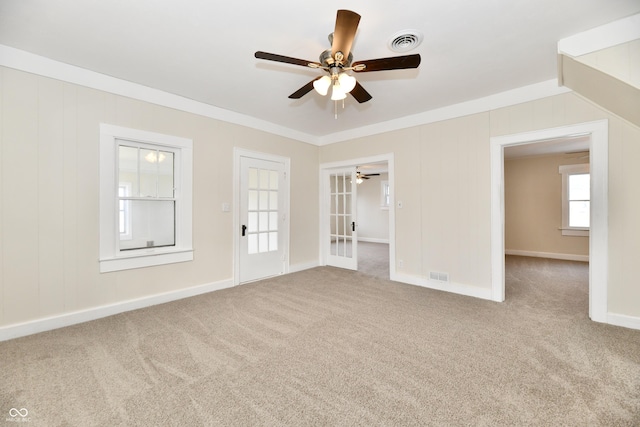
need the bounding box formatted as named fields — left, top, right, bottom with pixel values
left=254, top=9, right=421, bottom=105
left=356, top=169, right=380, bottom=180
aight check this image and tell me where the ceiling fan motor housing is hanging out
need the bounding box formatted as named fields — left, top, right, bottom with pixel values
left=319, top=49, right=353, bottom=68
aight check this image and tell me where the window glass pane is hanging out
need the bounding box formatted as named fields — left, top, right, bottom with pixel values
left=259, top=169, right=269, bottom=189
left=248, top=168, right=258, bottom=189
left=269, top=191, right=278, bottom=210
left=157, top=151, right=174, bottom=198
left=259, top=233, right=268, bottom=253
left=344, top=237, right=353, bottom=258
left=248, top=190, right=258, bottom=210
left=248, top=212, right=258, bottom=232
left=259, top=191, right=269, bottom=210
left=119, top=200, right=175, bottom=250
left=140, top=148, right=158, bottom=197
left=269, top=212, right=278, bottom=231
left=248, top=234, right=258, bottom=254
left=330, top=215, right=337, bottom=235
left=569, top=201, right=590, bottom=227
left=119, top=145, right=139, bottom=196
left=270, top=170, right=278, bottom=190
left=344, top=174, right=352, bottom=193
left=259, top=212, right=269, bottom=232
left=569, top=174, right=590, bottom=201
left=330, top=175, right=337, bottom=194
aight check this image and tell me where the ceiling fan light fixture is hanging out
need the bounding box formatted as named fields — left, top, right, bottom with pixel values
left=313, top=75, right=331, bottom=96
left=338, top=73, right=356, bottom=93
left=331, top=82, right=347, bottom=100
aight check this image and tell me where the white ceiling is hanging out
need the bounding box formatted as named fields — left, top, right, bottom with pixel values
left=1, top=0, right=639, bottom=143
left=504, top=135, right=590, bottom=159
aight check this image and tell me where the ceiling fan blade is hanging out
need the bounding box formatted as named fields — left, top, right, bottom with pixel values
left=255, top=51, right=321, bottom=68
left=288, top=78, right=321, bottom=99
left=350, top=81, right=372, bottom=103
left=332, top=10, right=360, bottom=62
left=353, top=54, right=421, bottom=72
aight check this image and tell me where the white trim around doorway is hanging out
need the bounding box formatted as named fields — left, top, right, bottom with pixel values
left=490, top=120, right=608, bottom=323
left=319, top=153, right=396, bottom=280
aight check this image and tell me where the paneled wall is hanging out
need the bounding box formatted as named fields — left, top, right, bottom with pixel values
left=0, top=66, right=319, bottom=328
left=578, top=39, right=640, bottom=89
left=320, top=92, right=640, bottom=318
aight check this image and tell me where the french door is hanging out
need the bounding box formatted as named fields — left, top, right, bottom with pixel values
left=238, top=155, right=287, bottom=283
left=325, top=168, right=358, bottom=270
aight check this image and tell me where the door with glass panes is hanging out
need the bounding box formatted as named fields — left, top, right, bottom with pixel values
left=326, top=168, right=358, bottom=270
left=239, top=156, right=286, bottom=283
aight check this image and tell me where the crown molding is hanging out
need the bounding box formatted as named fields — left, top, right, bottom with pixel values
left=1, top=44, right=570, bottom=147
left=558, top=13, right=640, bottom=56
left=0, top=44, right=319, bottom=145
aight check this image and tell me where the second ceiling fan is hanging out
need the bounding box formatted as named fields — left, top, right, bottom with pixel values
left=255, top=9, right=421, bottom=104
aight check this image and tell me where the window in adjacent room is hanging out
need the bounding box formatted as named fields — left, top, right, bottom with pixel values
left=99, top=124, right=193, bottom=272
left=559, top=163, right=590, bottom=236
left=380, top=180, right=390, bottom=209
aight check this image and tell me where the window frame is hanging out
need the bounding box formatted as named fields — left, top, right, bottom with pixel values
left=559, top=163, right=590, bottom=237
left=380, top=180, right=390, bottom=210
left=99, top=124, right=193, bottom=273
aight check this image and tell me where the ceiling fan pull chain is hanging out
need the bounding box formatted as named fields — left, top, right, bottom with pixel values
left=335, top=101, right=338, bottom=119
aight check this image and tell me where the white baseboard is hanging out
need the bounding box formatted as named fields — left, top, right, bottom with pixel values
left=358, top=237, right=390, bottom=244
left=505, top=249, right=589, bottom=262
left=607, top=312, right=640, bottom=330
left=0, top=278, right=234, bottom=342
left=391, top=272, right=493, bottom=301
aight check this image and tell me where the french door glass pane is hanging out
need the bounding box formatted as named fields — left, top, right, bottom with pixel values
left=247, top=166, right=279, bottom=254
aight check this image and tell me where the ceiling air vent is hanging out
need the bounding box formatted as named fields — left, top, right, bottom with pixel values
left=388, top=30, right=423, bottom=52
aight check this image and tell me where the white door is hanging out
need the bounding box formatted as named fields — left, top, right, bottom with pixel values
left=239, top=156, right=287, bottom=283
left=326, top=168, right=358, bottom=270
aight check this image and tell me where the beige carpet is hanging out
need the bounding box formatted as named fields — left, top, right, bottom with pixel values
left=1, top=256, right=639, bottom=426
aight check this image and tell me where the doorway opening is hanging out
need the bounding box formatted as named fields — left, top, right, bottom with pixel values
left=503, top=136, right=591, bottom=315
left=490, top=120, right=608, bottom=323
left=320, top=154, right=395, bottom=280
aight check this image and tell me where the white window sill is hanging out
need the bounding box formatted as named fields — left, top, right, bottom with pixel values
left=560, top=227, right=589, bottom=237
left=100, top=249, right=193, bottom=273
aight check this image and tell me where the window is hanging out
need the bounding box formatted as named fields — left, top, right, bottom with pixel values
left=99, top=124, right=193, bottom=272
left=559, top=164, right=590, bottom=236
left=118, top=183, right=132, bottom=240
left=380, top=180, right=390, bottom=209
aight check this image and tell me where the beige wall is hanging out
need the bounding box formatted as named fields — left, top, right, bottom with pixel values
left=505, top=153, right=589, bottom=257
left=0, top=66, right=319, bottom=327
left=578, top=39, right=640, bottom=89
left=321, top=93, right=640, bottom=318
left=2, top=64, right=640, bottom=329
left=356, top=173, right=389, bottom=241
